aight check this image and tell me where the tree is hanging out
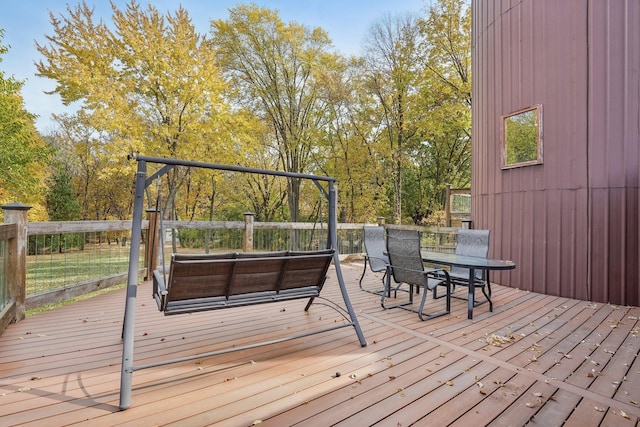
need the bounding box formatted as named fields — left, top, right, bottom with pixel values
left=318, top=55, right=390, bottom=223
left=45, top=170, right=80, bottom=221
left=414, top=0, right=472, bottom=210
left=362, top=13, right=424, bottom=224
left=0, top=29, right=50, bottom=219
left=49, top=112, right=133, bottom=220
left=210, top=5, right=338, bottom=222
left=35, top=1, right=241, bottom=220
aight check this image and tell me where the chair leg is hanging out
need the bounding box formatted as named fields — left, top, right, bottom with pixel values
left=433, top=280, right=452, bottom=299
left=360, top=257, right=386, bottom=296
left=480, top=282, right=493, bottom=312
left=358, top=257, right=368, bottom=289
left=418, top=279, right=451, bottom=321
left=381, top=267, right=417, bottom=311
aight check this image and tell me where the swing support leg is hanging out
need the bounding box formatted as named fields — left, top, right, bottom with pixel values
left=328, top=183, right=367, bottom=347
left=119, top=160, right=147, bottom=410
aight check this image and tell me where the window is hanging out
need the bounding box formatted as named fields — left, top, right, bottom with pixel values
left=501, top=104, right=543, bottom=168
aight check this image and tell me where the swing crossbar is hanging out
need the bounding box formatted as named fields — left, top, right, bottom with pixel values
left=153, top=250, right=334, bottom=315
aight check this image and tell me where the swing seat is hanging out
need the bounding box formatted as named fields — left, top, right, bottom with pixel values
left=153, top=249, right=335, bottom=315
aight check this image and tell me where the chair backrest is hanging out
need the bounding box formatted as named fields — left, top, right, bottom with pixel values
left=451, top=229, right=490, bottom=279
left=363, top=225, right=389, bottom=272
left=386, top=228, right=426, bottom=286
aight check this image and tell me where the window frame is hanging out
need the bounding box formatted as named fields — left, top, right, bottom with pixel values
left=500, top=104, right=543, bottom=169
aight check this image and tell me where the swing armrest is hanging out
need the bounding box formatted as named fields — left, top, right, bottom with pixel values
left=152, top=269, right=169, bottom=311
left=153, top=269, right=169, bottom=295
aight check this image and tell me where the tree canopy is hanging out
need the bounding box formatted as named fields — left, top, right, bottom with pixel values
left=35, top=1, right=248, bottom=219
left=0, top=30, right=50, bottom=220
left=210, top=4, right=339, bottom=222
left=3, top=0, right=473, bottom=226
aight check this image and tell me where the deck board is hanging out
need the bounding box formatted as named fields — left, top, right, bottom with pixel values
left=1, top=261, right=639, bottom=426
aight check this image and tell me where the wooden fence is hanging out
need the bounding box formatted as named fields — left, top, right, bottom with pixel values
left=1, top=204, right=460, bottom=335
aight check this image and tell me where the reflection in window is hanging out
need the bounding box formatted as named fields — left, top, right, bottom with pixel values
left=501, top=105, right=542, bottom=168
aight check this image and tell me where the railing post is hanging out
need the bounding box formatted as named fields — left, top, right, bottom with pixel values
left=2, top=203, right=31, bottom=322
left=243, top=212, right=254, bottom=252
left=144, top=209, right=159, bottom=280
left=445, top=184, right=452, bottom=227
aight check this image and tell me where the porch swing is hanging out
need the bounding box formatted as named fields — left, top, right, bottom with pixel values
left=119, top=154, right=367, bottom=410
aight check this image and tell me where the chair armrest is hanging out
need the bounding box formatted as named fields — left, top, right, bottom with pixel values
left=367, top=255, right=390, bottom=263
left=426, top=268, right=450, bottom=289
left=386, top=265, right=450, bottom=291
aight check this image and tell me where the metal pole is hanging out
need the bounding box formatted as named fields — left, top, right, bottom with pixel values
left=328, top=182, right=367, bottom=347
left=119, top=160, right=147, bottom=410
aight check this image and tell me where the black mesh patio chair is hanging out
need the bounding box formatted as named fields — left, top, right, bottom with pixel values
left=382, top=228, right=451, bottom=321
left=359, top=225, right=389, bottom=295
left=433, top=229, right=492, bottom=308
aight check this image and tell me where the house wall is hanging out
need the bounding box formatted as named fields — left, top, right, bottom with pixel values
left=471, top=0, right=640, bottom=304
left=587, top=0, right=640, bottom=304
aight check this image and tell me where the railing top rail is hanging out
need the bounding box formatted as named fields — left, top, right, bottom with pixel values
left=27, top=220, right=149, bottom=236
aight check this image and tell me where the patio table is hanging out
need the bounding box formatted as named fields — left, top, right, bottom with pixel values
left=421, top=251, right=516, bottom=320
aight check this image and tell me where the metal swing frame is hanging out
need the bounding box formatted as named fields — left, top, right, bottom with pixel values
left=119, top=154, right=367, bottom=410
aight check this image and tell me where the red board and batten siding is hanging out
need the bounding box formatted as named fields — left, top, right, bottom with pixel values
left=471, top=0, right=640, bottom=305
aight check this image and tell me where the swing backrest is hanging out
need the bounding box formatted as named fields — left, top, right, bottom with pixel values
left=155, top=249, right=335, bottom=315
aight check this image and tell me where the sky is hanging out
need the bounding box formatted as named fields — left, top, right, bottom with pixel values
left=0, top=0, right=429, bottom=133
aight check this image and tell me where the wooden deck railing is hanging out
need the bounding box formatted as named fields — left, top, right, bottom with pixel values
left=0, top=203, right=27, bottom=333
left=1, top=204, right=461, bottom=335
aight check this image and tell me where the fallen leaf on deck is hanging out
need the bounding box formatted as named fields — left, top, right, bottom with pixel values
left=485, top=334, right=517, bottom=347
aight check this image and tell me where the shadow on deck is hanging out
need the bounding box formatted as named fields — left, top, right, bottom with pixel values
left=1, top=260, right=639, bottom=426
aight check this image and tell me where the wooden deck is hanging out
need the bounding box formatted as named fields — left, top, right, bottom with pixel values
left=1, top=260, right=639, bottom=426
